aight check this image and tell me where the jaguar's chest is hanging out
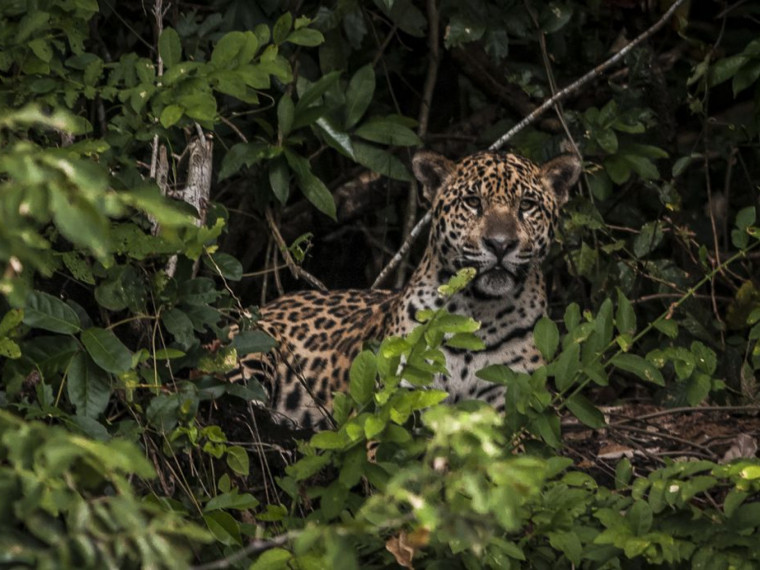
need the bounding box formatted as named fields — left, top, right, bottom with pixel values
left=389, top=271, right=547, bottom=409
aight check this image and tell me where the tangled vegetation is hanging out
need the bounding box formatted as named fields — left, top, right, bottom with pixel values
left=1, top=0, right=759, bottom=568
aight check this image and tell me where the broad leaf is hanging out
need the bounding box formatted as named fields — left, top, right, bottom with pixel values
left=284, top=149, right=336, bottom=220
left=611, top=353, right=665, bottom=386
left=349, top=350, right=377, bottom=406
left=81, top=327, right=133, bottom=374
left=354, top=117, right=421, bottom=146
left=158, top=27, right=182, bottom=67
left=345, top=64, right=375, bottom=129
left=24, top=291, right=81, bottom=334
left=67, top=351, right=111, bottom=417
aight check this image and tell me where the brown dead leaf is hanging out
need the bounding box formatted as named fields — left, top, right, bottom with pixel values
left=721, top=433, right=758, bottom=463
left=385, top=531, right=428, bottom=569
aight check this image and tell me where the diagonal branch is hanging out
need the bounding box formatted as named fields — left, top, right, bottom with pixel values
left=265, top=207, right=327, bottom=292
left=490, top=0, right=689, bottom=150
left=372, top=0, right=688, bottom=286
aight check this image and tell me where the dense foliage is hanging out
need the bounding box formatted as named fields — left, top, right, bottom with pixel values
left=1, top=0, right=759, bottom=568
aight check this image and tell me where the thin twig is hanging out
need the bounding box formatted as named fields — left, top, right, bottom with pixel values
left=490, top=0, right=689, bottom=150
left=265, top=207, right=327, bottom=291
left=191, top=533, right=293, bottom=570
left=149, top=0, right=166, bottom=179
left=612, top=405, right=760, bottom=424
left=372, top=209, right=432, bottom=289
left=394, top=0, right=440, bottom=288
left=608, top=423, right=719, bottom=460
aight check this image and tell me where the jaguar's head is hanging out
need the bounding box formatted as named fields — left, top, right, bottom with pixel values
left=413, top=150, right=581, bottom=298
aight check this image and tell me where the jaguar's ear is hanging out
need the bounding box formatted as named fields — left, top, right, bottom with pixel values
left=540, top=154, right=582, bottom=206
left=412, top=150, right=456, bottom=204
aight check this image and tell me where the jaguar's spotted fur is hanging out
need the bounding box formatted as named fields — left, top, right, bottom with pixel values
left=232, top=149, right=581, bottom=428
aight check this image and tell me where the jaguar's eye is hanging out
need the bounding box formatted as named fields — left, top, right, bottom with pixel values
left=463, top=195, right=481, bottom=210
left=519, top=198, right=538, bottom=212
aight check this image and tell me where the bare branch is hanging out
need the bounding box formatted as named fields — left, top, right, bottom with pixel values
left=371, top=0, right=689, bottom=286
left=490, top=0, right=689, bottom=150
left=372, top=209, right=432, bottom=289
left=265, top=207, right=327, bottom=292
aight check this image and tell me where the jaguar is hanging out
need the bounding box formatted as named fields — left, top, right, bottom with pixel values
left=233, top=149, right=581, bottom=428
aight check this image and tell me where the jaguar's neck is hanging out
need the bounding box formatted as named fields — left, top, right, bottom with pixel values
left=391, top=252, right=547, bottom=335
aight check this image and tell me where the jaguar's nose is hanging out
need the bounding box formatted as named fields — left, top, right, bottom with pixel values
left=482, top=235, right=518, bottom=259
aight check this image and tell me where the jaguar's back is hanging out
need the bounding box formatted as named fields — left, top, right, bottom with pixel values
left=234, top=149, right=581, bottom=428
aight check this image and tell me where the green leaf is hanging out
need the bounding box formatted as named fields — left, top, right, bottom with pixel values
left=724, top=489, right=748, bottom=518
left=211, top=31, right=259, bottom=69
left=50, top=190, right=110, bottom=260
left=177, top=91, right=217, bottom=121
left=531, top=412, right=561, bottom=448
left=595, top=128, right=618, bottom=154
left=81, top=327, right=133, bottom=374
left=226, top=446, right=249, bottom=476
left=24, top=291, right=81, bottom=334
left=315, top=117, right=355, bottom=159
left=547, top=531, right=581, bottom=566
left=205, top=491, right=259, bottom=512
left=286, top=28, right=324, bottom=47
left=120, top=186, right=196, bottom=227
left=615, top=289, right=636, bottom=336
left=707, top=54, right=749, bottom=87
left=611, top=353, right=665, bottom=386
left=0, top=308, right=23, bottom=337
left=268, top=157, right=290, bottom=204
left=160, top=104, right=184, bottom=128
left=364, top=415, right=386, bottom=439
left=288, top=454, right=330, bottom=480
left=554, top=342, right=580, bottom=392
left=284, top=150, right=336, bottom=220
left=633, top=221, right=664, bottom=257
left=603, top=155, right=631, bottom=185
left=205, top=252, right=243, bottom=281
left=249, top=548, right=292, bottom=570
left=565, top=394, right=605, bottom=428
left=277, top=94, right=294, bottom=137
left=230, top=330, right=277, bottom=353
left=736, top=206, right=756, bottom=230
left=178, top=278, right=221, bottom=305
left=615, top=458, right=632, bottom=489
left=733, top=61, right=760, bottom=95
left=349, top=350, right=377, bottom=406
left=311, top=430, right=348, bottom=450
left=218, top=142, right=271, bottom=181
left=295, top=71, right=341, bottom=114
left=272, top=12, right=293, bottom=45
left=67, top=352, right=111, bottom=418
left=0, top=338, right=21, bottom=359
left=28, top=38, right=52, bottom=62
left=158, top=27, right=182, bottom=68
left=320, top=481, right=348, bottom=520
left=161, top=308, right=195, bottom=350
left=653, top=318, right=678, bottom=338
left=354, top=117, right=421, bottom=146
left=691, top=341, right=717, bottom=375
left=353, top=141, right=412, bottom=181
left=445, top=332, right=485, bottom=350
left=17, top=11, right=51, bottom=43
left=534, top=316, right=559, bottom=360
left=203, top=511, right=242, bottom=546
left=345, top=64, right=375, bottom=129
